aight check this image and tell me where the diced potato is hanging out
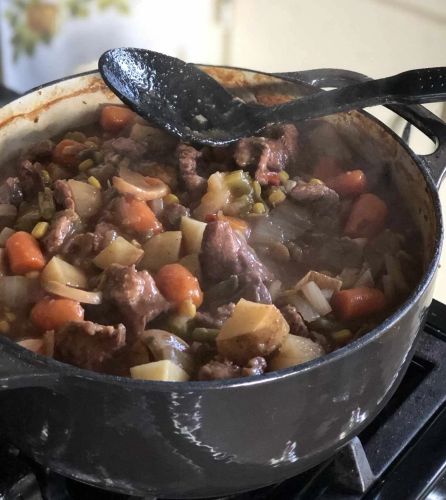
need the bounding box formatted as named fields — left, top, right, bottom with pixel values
left=217, top=299, right=289, bottom=364
left=130, top=360, right=190, bottom=382
left=179, top=253, right=202, bottom=281
left=41, top=256, right=88, bottom=288
left=93, top=236, right=143, bottom=270
left=193, top=172, right=231, bottom=221
left=139, top=231, right=182, bottom=272
left=269, top=335, right=324, bottom=371
left=180, top=216, right=206, bottom=254
left=67, top=179, right=102, bottom=219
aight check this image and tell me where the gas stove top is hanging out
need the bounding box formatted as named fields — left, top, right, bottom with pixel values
left=0, top=299, right=445, bottom=500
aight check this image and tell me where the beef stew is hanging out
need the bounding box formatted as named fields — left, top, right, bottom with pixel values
left=0, top=104, right=422, bottom=381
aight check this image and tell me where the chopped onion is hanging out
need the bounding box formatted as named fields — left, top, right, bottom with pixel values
left=113, top=166, right=170, bottom=201
left=0, top=276, right=41, bottom=308
left=288, top=293, right=320, bottom=323
left=269, top=280, right=283, bottom=301
left=354, top=267, right=374, bottom=288
left=321, top=288, right=335, bottom=300
left=67, top=179, right=102, bottom=219
left=295, top=270, right=342, bottom=293
left=42, top=280, right=102, bottom=305
left=338, top=267, right=360, bottom=289
left=149, top=197, right=164, bottom=216
left=268, top=200, right=311, bottom=241
left=0, top=227, right=15, bottom=246
left=382, top=274, right=396, bottom=302
left=384, top=253, right=409, bottom=293
left=249, top=216, right=284, bottom=246
left=301, top=281, right=332, bottom=316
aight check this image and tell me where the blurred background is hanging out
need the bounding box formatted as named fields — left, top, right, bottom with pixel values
left=0, top=0, right=445, bottom=150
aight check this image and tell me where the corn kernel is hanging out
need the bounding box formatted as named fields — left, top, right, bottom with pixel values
left=78, top=158, right=94, bottom=172
left=268, top=189, right=286, bottom=206
left=279, top=171, right=289, bottom=184
left=164, top=193, right=179, bottom=205
left=5, top=312, right=16, bottom=322
left=0, top=320, right=10, bottom=334
left=88, top=176, right=101, bottom=189
left=252, top=202, right=266, bottom=214
left=309, top=178, right=323, bottom=185
left=41, top=169, right=51, bottom=185
left=31, top=221, right=49, bottom=240
left=253, top=180, right=262, bottom=200
left=331, top=329, right=352, bottom=344
left=178, top=300, right=196, bottom=318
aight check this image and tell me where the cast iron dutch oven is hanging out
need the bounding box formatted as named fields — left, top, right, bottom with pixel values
left=0, top=66, right=445, bottom=498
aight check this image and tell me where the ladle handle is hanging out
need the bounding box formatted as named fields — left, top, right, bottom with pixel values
left=274, top=68, right=446, bottom=187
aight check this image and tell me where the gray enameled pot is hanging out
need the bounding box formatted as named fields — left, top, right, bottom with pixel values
left=0, top=67, right=445, bottom=498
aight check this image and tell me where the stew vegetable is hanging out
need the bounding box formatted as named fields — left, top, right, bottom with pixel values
left=0, top=103, right=421, bottom=381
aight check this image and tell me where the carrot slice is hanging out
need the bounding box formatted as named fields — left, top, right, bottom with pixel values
left=326, top=170, right=367, bottom=197
left=331, top=287, right=386, bottom=321
left=52, top=139, right=86, bottom=168
left=156, top=263, right=203, bottom=308
left=31, top=297, right=84, bottom=331
left=100, top=105, right=136, bottom=133
left=119, top=196, right=163, bottom=235
left=6, top=231, right=46, bottom=275
left=344, top=193, right=388, bottom=238
left=312, top=157, right=343, bottom=182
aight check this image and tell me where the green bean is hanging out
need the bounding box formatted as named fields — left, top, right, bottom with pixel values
left=191, top=328, right=220, bottom=343
left=38, top=188, right=56, bottom=221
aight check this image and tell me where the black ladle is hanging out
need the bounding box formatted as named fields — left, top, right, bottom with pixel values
left=99, top=47, right=446, bottom=146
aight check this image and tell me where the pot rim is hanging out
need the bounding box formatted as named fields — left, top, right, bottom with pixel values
left=0, top=68, right=443, bottom=392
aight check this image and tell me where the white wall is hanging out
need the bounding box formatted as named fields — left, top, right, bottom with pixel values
left=228, top=0, right=446, bottom=76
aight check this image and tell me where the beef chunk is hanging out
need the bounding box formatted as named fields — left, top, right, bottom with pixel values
left=238, top=275, right=272, bottom=304
left=87, top=163, right=117, bottom=185
left=198, top=357, right=241, bottom=381
left=100, top=264, right=169, bottom=341
left=198, top=355, right=267, bottom=380
left=177, top=144, right=207, bottom=200
left=0, top=177, right=23, bottom=206
left=201, top=221, right=272, bottom=285
left=61, top=223, right=116, bottom=269
left=241, top=357, right=267, bottom=377
left=53, top=180, right=75, bottom=210
left=54, top=321, right=126, bottom=372
left=290, top=180, right=339, bottom=214
left=25, top=139, right=54, bottom=161
left=234, top=124, right=299, bottom=184
left=42, top=209, right=81, bottom=255
left=195, top=303, right=235, bottom=329
left=104, top=137, right=146, bottom=159
left=200, top=221, right=273, bottom=303
left=159, top=202, right=190, bottom=230
left=18, top=160, right=44, bottom=197
left=280, top=305, right=309, bottom=337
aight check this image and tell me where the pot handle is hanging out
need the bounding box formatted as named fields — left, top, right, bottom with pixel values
left=274, top=69, right=446, bottom=187
left=0, top=343, right=58, bottom=391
